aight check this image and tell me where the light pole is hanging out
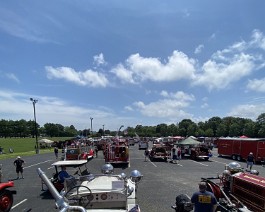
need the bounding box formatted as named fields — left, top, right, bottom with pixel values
left=102, top=124, right=105, bottom=136
left=90, top=117, right=93, bottom=137
left=30, top=98, right=39, bottom=154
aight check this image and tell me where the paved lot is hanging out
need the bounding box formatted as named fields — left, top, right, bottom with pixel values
left=1, top=145, right=264, bottom=212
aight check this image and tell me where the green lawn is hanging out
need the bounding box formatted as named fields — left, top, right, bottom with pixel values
left=0, top=137, right=71, bottom=160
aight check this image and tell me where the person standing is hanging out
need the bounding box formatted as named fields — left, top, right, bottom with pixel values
left=14, top=156, right=25, bottom=179
left=191, top=181, right=217, bottom=212
left=144, top=149, right=149, bottom=161
left=94, top=146, right=98, bottom=158
left=246, top=152, right=255, bottom=170
left=54, top=147, right=59, bottom=159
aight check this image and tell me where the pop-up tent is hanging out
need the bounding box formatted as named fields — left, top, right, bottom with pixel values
left=38, top=139, right=54, bottom=144
left=178, top=136, right=201, bottom=145
left=38, top=138, right=54, bottom=148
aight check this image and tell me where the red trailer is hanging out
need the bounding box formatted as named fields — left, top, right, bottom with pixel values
left=217, top=137, right=265, bottom=162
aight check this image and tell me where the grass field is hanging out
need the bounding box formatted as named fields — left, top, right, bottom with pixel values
left=0, top=137, right=71, bottom=160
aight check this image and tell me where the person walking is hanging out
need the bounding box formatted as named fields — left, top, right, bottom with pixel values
left=54, top=147, right=59, bottom=159
left=13, top=156, right=25, bottom=179
left=246, top=152, right=255, bottom=170
left=191, top=181, right=217, bottom=212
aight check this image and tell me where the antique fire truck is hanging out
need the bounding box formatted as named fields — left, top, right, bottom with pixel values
left=172, top=162, right=265, bottom=212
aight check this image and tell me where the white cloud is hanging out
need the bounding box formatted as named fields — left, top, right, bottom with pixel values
left=46, top=66, right=109, bottom=87
left=201, top=103, right=209, bottom=109
left=132, top=90, right=195, bottom=119
left=247, top=78, right=265, bottom=92
left=93, top=53, right=107, bottom=66
left=0, top=8, right=54, bottom=43
left=111, top=51, right=196, bottom=84
left=6, top=73, right=20, bottom=83
left=193, top=53, right=256, bottom=90
left=0, top=90, right=121, bottom=130
left=124, top=106, right=133, bottom=111
left=194, top=44, right=204, bottom=54
left=111, top=64, right=135, bottom=84
left=228, top=104, right=265, bottom=120
left=250, top=29, right=265, bottom=50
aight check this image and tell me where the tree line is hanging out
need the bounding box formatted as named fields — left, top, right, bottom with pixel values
left=1, top=113, right=265, bottom=138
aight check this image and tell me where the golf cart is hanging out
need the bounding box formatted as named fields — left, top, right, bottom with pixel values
left=43, top=160, right=89, bottom=192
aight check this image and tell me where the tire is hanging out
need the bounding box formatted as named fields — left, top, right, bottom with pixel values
left=232, top=155, right=236, bottom=160
left=205, top=157, right=209, bottom=161
left=0, top=190, right=13, bottom=212
left=237, top=155, right=241, bottom=161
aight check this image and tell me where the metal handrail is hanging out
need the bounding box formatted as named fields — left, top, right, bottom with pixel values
left=37, top=168, right=86, bottom=212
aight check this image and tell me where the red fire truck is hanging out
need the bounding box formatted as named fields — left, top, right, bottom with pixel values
left=217, top=137, right=265, bottom=162
left=104, top=141, right=129, bottom=166
left=64, top=145, right=94, bottom=160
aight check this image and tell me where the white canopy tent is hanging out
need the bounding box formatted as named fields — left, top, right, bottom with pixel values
left=38, top=139, right=55, bottom=148
left=38, top=138, right=54, bottom=144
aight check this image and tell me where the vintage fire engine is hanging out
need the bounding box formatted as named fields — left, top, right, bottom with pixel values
left=104, top=139, right=129, bottom=166
left=149, top=144, right=169, bottom=162
left=37, top=164, right=142, bottom=212
left=63, top=144, right=94, bottom=161
left=172, top=162, right=265, bottom=212
left=185, top=145, right=210, bottom=161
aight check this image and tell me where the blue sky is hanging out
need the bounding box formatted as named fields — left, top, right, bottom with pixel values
left=1, top=1, right=265, bottom=131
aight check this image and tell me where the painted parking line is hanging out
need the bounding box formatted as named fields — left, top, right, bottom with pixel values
left=192, top=161, right=208, bottom=166
left=11, top=199, right=27, bottom=210
left=210, top=159, right=227, bottom=165
left=24, top=160, right=52, bottom=169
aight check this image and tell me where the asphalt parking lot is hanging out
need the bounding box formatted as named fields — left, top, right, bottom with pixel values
left=1, top=145, right=264, bottom=212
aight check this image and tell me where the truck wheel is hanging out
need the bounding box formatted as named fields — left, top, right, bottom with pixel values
left=237, top=155, right=241, bottom=161
left=205, top=157, right=209, bottom=161
left=232, top=155, right=236, bottom=160
left=0, top=190, right=13, bottom=212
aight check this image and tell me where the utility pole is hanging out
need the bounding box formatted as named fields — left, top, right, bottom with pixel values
left=30, top=98, right=39, bottom=154
left=90, top=117, right=93, bottom=137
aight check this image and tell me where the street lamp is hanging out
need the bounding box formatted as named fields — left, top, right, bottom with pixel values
left=90, top=117, right=93, bottom=137
left=30, top=98, right=39, bottom=154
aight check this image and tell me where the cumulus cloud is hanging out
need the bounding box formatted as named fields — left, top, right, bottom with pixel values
left=228, top=104, right=265, bottom=120
left=193, top=29, right=265, bottom=90
left=193, top=53, right=256, bottom=90
left=111, top=51, right=196, bottom=84
left=93, top=53, right=107, bottom=66
left=247, top=78, right=265, bottom=92
left=194, top=44, right=204, bottom=54
left=46, top=66, right=109, bottom=87
left=132, top=90, right=195, bottom=118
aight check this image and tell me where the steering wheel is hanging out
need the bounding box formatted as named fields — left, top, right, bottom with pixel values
left=65, top=185, right=93, bottom=207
